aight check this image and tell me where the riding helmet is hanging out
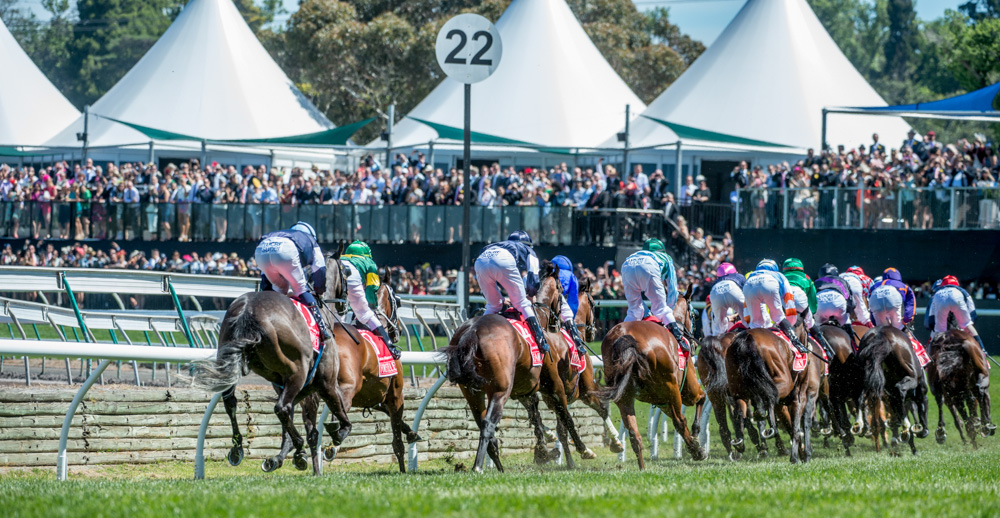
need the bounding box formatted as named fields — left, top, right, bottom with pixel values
left=344, top=240, right=372, bottom=258
left=643, top=238, right=665, bottom=252
left=507, top=230, right=533, bottom=245
left=818, top=263, right=839, bottom=278
left=756, top=259, right=779, bottom=272
left=717, top=262, right=738, bottom=277
left=941, top=275, right=959, bottom=287
left=291, top=221, right=317, bottom=240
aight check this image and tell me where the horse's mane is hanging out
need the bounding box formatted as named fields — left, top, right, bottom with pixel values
left=539, top=259, right=559, bottom=280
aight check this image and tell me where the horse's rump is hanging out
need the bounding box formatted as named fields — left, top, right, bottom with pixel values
left=727, top=330, right=778, bottom=411
left=601, top=332, right=650, bottom=403
left=699, top=335, right=728, bottom=394
left=193, top=294, right=268, bottom=392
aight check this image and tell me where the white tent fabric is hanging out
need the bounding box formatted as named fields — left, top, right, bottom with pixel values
left=46, top=0, right=332, bottom=148
left=0, top=17, right=80, bottom=146
left=385, top=0, right=645, bottom=150
left=620, top=0, right=912, bottom=151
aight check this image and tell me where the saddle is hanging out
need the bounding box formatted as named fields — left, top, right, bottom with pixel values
left=726, top=322, right=807, bottom=373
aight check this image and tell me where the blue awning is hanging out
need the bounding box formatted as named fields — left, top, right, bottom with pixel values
left=831, top=82, right=1000, bottom=121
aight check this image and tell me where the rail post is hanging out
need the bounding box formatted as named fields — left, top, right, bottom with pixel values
left=408, top=373, right=448, bottom=471
left=61, top=274, right=93, bottom=343
left=57, top=359, right=111, bottom=481
left=167, top=278, right=197, bottom=347
left=194, top=392, right=223, bottom=480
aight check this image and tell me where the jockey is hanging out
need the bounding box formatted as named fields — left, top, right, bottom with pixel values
left=341, top=240, right=400, bottom=359
left=476, top=230, right=548, bottom=353
left=781, top=258, right=817, bottom=314
left=620, top=238, right=689, bottom=350
left=255, top=221, right=332, bottom=341
left=744, top=259, right=807, bottom=352
left=925, top=275, right=983, bottom=352
left=868, top=267, right=916, bottom=331
left=551, top=255, right=589, bottom=356
left=841, top=267, right=872, bottom=326
left=704, top=262, right=746, bottom=336
left=813, top=263, right=857, bottom=350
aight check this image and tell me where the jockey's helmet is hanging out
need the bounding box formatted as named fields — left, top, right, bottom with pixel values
left=345, top=240, right=372, bottom=258
left=643, top=238, right=665, bottom=252
left=291, top=221, right=317, bottom=240
left=756, top=259, right=779, bottom=272
left=507, top=230, right=533, bottom=245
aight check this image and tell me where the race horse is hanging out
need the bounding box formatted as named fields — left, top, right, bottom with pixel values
left=858, top=325, right=930, bottom=455
left=534, top=261, right=624, bottom=457
left=928, top=329, right=995, bottom=448
left=601, top=289, right=707, bottom=470
left=724, top=322, right=823, bottom=464
left=195, top=244, right=353, bottom=475
left=442, top=281, right=591, bottom=472
left=816, top=323, right=868, bottom=456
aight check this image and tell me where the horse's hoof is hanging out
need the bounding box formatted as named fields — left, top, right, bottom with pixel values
left=543, top=428, right=558, bottom=443
left=985, top=423, right=996, bottom=436
left=758, top=450, right=769, bottom=459
left=534, top=448, right=550, bottom=465
left=293, top=453, right=308, bottom=471
left=261, top=458, right=281, bottom=473
left=729, top=450, right=741, bottom=462
left=406, top=432, right=422, bottom=444
left=324, top=446, right=338, bottom=462
left=693, top=448, right=708, bottom=461
left=762, top=428, right=775, bottom=439
left=851, top=423, right=863, bottom=435
left=547, top=448, right=562, bottom=462
left=227, top=446, right=244, bottom=467
left=581, top=448, right=597, bottom=460
left=915, top=428, right=929, bottom=439
left=609, top=440, right=625, bottom=454
left=820, top=427, right=833, bottom=437
left=900, top=430, right=911, bottom=443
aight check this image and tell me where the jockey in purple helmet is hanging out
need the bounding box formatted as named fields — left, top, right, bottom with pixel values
left=868, top=267, right=916, bottom=330
left=703, top=262, right=746, bottom=337
left=475, top=230, right=548, bottom=353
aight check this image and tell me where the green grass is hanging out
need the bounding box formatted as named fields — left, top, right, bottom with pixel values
left=2, top=359, right=999, bottom=517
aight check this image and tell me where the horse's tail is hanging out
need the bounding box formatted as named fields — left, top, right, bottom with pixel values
left=443, top=327, right=488, bottom=390
left=935, top=334, right=967, bottom=384
left=700, top=335, right=728, bottom=394
left=193, top=308, right=262, bottom=392
left=858, top=329, right=893, bottom=403
left=601, top=334, right=650, bottom=403
left=729, top=332, right=777, bottom=412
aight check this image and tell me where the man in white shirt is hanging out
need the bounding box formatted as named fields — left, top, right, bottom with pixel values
left=679, top=175, right=696, bottom=206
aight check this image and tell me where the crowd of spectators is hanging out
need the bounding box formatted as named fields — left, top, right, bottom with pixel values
left=735, top=131, right=1000, bottom=229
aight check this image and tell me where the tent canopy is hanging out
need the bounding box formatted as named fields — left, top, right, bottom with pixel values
left=831, top=81, right=1000, bottom=121
left=615, top=0, right=912, bottom=151
left=0, top=17, right=80, bottom=146
left=104, top=116, right=373, bottom=146
left=46, top=0, right=334, bottom=148
left=382, top=0, right=645, bottom=150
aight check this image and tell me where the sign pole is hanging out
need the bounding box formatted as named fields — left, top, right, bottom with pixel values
left=461, top=84, right=472, bottom=313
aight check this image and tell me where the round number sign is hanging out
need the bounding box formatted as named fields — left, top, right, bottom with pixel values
left=435, top=14, right=503, bottom=84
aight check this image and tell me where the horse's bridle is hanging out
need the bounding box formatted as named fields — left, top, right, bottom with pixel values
left=376, top=284, right=401, bottom=340
left=581, top=288, right=597, bottom=340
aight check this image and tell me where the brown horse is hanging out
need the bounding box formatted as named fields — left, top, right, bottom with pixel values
left=815, top=323, right=868, bottom=456
left=195, top=247, right=352, bottom=475
left=534, top=261, right=623, bottom=457
left=928, top=329, right=995, bottom=448
left=304, top=278, right=421, bottom=472
left=858, top=325, right=930, bottom=455
left=601, top=292, right=707, bottom=470
left=725, top=324, right=823, bottom=463
left=443, top=305, right=587, bottom=471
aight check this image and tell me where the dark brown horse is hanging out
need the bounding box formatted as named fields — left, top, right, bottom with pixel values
left=815, top=323, right=867, bottom=455
left=601, top=292, right=707, bottom=470
left=928, top=329, right=995, bottom=448
left=534, top=261, right=623, bottom=457
left=725, top=324, right=823, bottom=463
left=443, top=303, right=587, bottom=471
left=195, top=247, right=352, bottom=475
left=858, top=325, right=930, bottom=455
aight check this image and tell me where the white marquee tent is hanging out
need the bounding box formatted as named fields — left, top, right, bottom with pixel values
left=0, top=17, right=80, bottom=147
left=46, top=0, right=335, bottom=153
left=384, top=0, right=645, bottom=151
left=618, top=0, right=913, bottom=152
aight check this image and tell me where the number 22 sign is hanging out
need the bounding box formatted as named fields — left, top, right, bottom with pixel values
left=435, top=14, right=503, bottom=84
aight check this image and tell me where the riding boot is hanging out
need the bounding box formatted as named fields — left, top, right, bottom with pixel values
left=562, top=319, right=588, bottom=356
left=259, top=274, right=273, bottom=292
left=777, top=319, right=808, bottom=353
left=525, top=316, right=550, bottom=354
left=666, top=322, right=690, bottom=352
left=810, top=324, right=834, bottom=358
left=376, top=325, right=401, bottom=360
left=309, top=304, right=334, bottom=341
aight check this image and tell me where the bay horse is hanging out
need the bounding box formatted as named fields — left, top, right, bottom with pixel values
left=814, top=323, right=867, bottom=456
left=195, top=245, right=352, bottom=475
left=858, top=325, right=930, bottom=455
left=534, top=261, right=623, bottom=457
left=601, top=291, right=707, bottom=470
left=443, top=300, right=588, bottom=472
left=725, top=323, right=823, bottom=463
left=928, top=329, right=995, bottom=448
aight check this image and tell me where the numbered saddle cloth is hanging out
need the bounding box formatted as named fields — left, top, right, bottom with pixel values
left=289, top=298, right=321, bottom=352
left=907, top=335, right=931, bottom=368
left=506, top=317, right=544, bottom=367
left=768, top=328, right=808, bottom=373
left=356, top=329, right=400, bottom=377
left=561, top=328, right=587, bottom=373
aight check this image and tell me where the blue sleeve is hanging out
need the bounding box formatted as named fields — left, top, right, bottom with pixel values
left=665, top=259, right=678, bottom=307
left=311, top=266, right=326, bottom=295
left=567, top=276, right=579, bottom=316
left=525, top=271, right=539, bottom=298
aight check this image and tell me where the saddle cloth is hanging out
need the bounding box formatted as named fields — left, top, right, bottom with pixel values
left=809, top=336, right=829, bottom=375
left=507, top=318, right=544, bottom=367
left=641, top=316, right=690, bottom=371
left=290, top=298, right=321, bottom=352
left=908, top=335, right=931, bottom=368
left=357, top=329, right=400, bottom=377
left=562, top=328, right=586, bottom=373
left=727, top=322, right=807, bottom=373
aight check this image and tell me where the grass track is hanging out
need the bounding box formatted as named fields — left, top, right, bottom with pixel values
left=2, top=358, right=999, bottom=517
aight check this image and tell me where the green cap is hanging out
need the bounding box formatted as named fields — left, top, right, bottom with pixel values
left=344, top=240, right=372, bottom=258
left=782, top=258, right=804, bottom=271
left=643, top=238, right=665, bottom=252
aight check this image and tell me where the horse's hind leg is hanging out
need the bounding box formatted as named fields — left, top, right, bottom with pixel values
left=662, top=387, right=706, bottom=461
left=299, top=394, right=320, bottom=475
left=709, top=391, right=734, bottom=460
left=221, top=386, right=245, bottom=466
left=933, top=380, right=948, bottom=443
left=976, top=375, right=994, bottom=435
left=962, top=395, right=979, bottom=449
left=520, top=394, right=551, bottom=465
left=384, top=380, right=408, bottom=473
left=616, top=397, right=646, bottom=470
left=552, top=390, right=594, bottom=462
left=583, top=392, right=624, bottom=453
left=478, top=392, right=507, bottom=473
left=947, top=398, right=969, bottom=445
left=729, top=399, right=748, bottom=457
